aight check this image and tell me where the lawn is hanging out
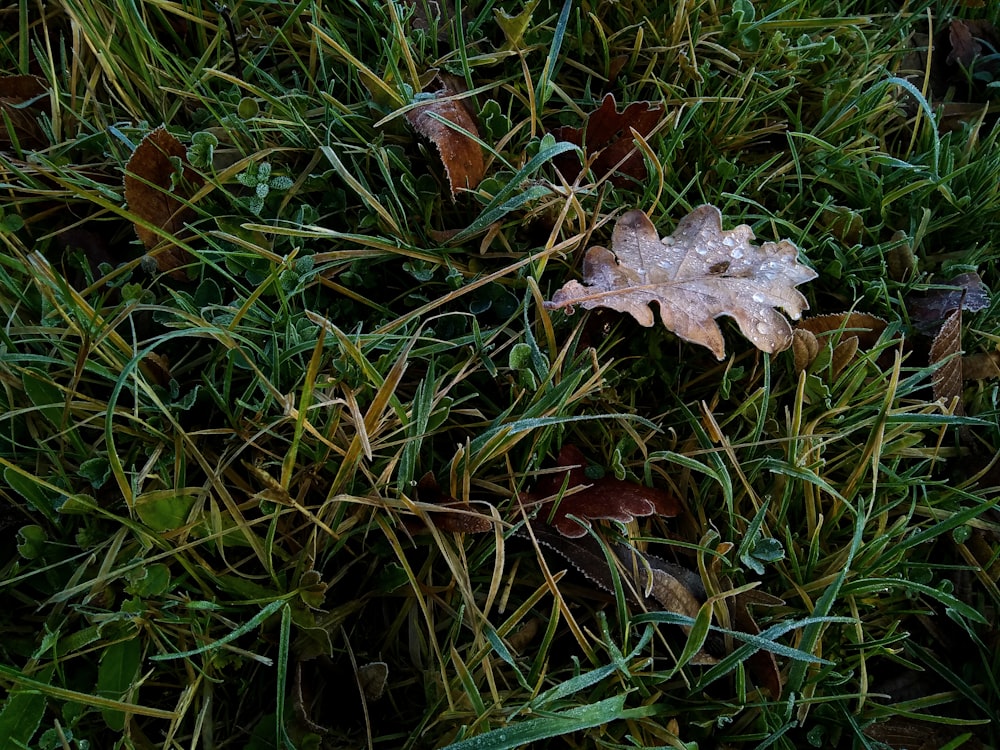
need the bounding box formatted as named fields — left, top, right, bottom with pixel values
left=1, top=0, right=999, bottom=748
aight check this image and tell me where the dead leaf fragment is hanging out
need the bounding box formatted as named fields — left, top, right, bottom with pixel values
left=520, top=444, right=680, bottom=538
left=887, top=230, right=916, bottom=282
left=732, top=590, right=783, bottom=698
left=0, top=75, right=49, bottom=149
left=356, top=661, right=388, bottom=701
left=551, top=94, right=664, bottom=188
left=546, top=207, right=818, bottom=359
left=963, top=350, right=1000, bottom=381
left=946, top=19, right=998, bottom=71
left=405, top=77, right=485, bottom=197
left=124, top=126, right=204, bottom=278
left=412, top=472, right=491, bottom=533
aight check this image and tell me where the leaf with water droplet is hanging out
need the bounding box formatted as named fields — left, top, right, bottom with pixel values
left=545, top=206, right=818, bottom=359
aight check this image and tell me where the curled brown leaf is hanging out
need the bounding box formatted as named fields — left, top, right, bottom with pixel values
left=551, top=94, right=664, bottom=188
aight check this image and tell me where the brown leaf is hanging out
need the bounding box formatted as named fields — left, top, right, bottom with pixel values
left=732, top=590, right=783, bottom=698
left=545, top=207, right=818, bottom=360
left=356, top=661, right=388, bottom=701
left=0, top=75, right=49, bottom=149
left=793, top=312, right=888, bottom=376
left=791, top=329, right=820, bottom=374
left=520, top=444, right=681, bottom=538
left=551, top=94, right=664, bottom=188
left=946, top=19, right=998, bottom=70
left=505, top=617, right=542, bottom=653
left=123, top=126, right=204, bottom=278
left=929, top=308, right=964, bottom=413
left=887, top=230, right=916, bottom=282
left=818, top=205, right=864, bottom=246
left=412, top=472, right=491, bottom=533
left=963, top=350, right=1000, bottom=381
left=405, top=77, right=484, bottom=197
left=865, top=716, right=988, bottom=750
left=405, top=0, right=456, bottom=42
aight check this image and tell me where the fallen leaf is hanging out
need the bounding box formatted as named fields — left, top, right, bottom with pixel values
left=412, top=472, right=491, bottom=533
left=907, top=272, right=990, bottom=332
left=123, top=126, right=204, bottom=278
left=791, top=329, right=821, bottom=374
left=551, top=94, right=664, bottom=188
left=818, top=205, right=864, bottom=246
left=356, top=661, right=388, bottom=701
left=887, top=230, right=916, bottom=282
left=946, top=19, right=998, bottom=70
left=505, top=617, right=542, bottom=653
left=731, top=589, right=783, bottom=698
left=405, top=76, right=485, bottom=197
left=520, top=444, right=681, bottom=538
left=545, top=207, right=818, bottom=359
left=864, top=716, right=989, bottom=750
left=0, top=75, right=49, bottom=149
left=963, top=350, right=1000, bottom=381
left=793, top=312, right=887, bottom=377
left=929, top=308, right=964, bottom=413
left=406, top=0, right=456, bottom=42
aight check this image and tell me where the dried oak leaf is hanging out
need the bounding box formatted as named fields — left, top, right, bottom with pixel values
left=545, top=207, right=818, bottom=360
left=0, top=74, right=49, bottom=149
left=551, top=94, right=663, bottom=188
left=124, top=126, right=204, bottom=278
left=520, top=444, right=680, bottom=538
left=405, top=76, right=485, bottom=197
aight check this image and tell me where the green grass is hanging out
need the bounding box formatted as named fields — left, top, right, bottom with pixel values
left=1, top=0, right=999, bottom=748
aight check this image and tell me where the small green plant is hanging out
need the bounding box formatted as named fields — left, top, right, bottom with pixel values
left=235, top=160, right=294, bottom=214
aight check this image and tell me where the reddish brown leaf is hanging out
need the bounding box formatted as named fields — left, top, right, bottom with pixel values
left=551, top=94, right=664, bottom=188
left=521, top=444, right=680, bottom=538
left=930, top=308, right=964, bottom=413
left=0, top=75, right=49, bottom=149
left=545, top=207, right=818, bottom=360
left=123, top=126, right=204, bottom=278
left=413, top=472, right=491, bottom=533
left=405, top=77, right=484, bottom=197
